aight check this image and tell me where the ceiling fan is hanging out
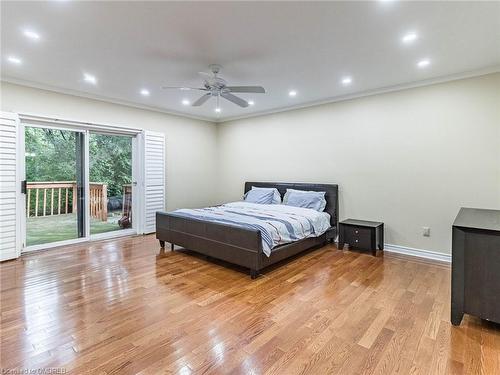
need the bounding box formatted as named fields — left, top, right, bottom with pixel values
left=162, top=64, right=265, bottom=109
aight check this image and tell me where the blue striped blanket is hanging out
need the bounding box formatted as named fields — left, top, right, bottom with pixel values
left=171, top=201, right=331, bottom=257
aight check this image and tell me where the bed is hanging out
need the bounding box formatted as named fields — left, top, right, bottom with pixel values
left=156, top=182, right=339, bottom=278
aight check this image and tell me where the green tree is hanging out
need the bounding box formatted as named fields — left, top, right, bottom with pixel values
left=26, top=128, right=132, bottom=198
left=89, top=133, right=132, bottom=197
left=25, top=127, right=77, bottom=182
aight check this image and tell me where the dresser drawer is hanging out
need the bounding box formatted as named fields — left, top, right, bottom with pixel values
left=344, top=226, right=372, bottom=249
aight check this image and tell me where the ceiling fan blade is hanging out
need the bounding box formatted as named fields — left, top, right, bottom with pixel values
left=162, top=86, right=207, bottom=91
left=221, top=92, right=249, bottom=108
left=198, top=71, right=213, bottom=78
left=192, top=93, right=212, bottom=106
left=227, top=86, right=266, bottom=93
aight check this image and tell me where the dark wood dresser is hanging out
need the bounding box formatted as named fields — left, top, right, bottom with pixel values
left=451, top=207, right=500, bottom=326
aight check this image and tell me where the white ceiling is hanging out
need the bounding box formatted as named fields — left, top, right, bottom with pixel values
left=1, top=1, right=499, bottom=122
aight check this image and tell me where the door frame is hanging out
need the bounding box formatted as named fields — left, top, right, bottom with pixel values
left=21, top=123, right=87, bottom=253
left=19, top=116, right=143, bottom=253
left=14, top=113, right=23, bottom=259
left=87, top=129, right=140, bottom=241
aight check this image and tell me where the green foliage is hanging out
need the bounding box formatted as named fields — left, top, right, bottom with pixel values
left=89, top=133, right=132, bottom=197
left=25, top=127, right=77, bottom=182
left=25, top=127, right=132, bottom=198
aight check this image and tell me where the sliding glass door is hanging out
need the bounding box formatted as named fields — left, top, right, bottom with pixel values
left=24, top=126, right=85, bottom=247
left=89, top=132, right=133, bottom=236
left=23, top=124, right=137, bottom=251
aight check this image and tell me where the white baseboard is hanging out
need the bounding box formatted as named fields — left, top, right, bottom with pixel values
left=0, top=249, right=19, bottom=262
left=383, top=244, right=451, bottom=263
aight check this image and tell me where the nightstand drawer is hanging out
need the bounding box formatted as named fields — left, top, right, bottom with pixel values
left=345, top=226, right=370, bottom=238
left=345, top=235, right=372, bottom=249
left=344, top=226, right=371, bottom=249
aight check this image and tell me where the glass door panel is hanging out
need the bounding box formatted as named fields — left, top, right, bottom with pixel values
left=89, top=133, right=133, bottom=235
left=25, top=126, right=85, bottom=247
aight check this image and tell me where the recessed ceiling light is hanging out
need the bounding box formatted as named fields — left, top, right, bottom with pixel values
left=23, top=29, right=40, bottom=40
left=7, top=56, right=22, bottom=64
left=182, top=99, right=190, bottom=106
left=248, top=100, right=255, bottom=106
left=341, top=77, right=352, bottom=86
left=402, top=32, right=418, bottom=44
left=288, top=90, right=297, bottom=97
left=140, top=89, right=150, bottom=96
left=215, top=107, right=221, bottom=113
left=417, top=59, right=430, bottom=68
left=83, top=73, right=97, bottom=85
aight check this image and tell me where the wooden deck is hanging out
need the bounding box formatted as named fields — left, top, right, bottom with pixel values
left=1, top=235, right=499, bottom=374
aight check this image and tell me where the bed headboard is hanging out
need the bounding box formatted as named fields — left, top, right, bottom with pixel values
left=244, top=182, right=339, bottom=228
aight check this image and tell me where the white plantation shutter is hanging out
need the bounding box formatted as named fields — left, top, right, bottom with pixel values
left=0, top=112, right=22, bottom=260
left=142, top=131, right=165, bottom=234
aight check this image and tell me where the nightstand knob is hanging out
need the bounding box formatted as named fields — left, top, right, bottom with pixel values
left=355, top=239, right=359, bottom=243
left=355, top=230, right=359, bottom=234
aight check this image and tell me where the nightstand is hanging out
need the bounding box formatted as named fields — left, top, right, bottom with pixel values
left=338, top=219, right=384, bottom=256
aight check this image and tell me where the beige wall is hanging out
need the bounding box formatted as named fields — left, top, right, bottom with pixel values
left=216, top=73, right=500, bottom=254
left=2, top=74, right=499, bottom=254
left=0, top=82, right=219, bottom=211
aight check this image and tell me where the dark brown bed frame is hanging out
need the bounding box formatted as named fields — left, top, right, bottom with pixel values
left=156, top=182, right=339, bottom=278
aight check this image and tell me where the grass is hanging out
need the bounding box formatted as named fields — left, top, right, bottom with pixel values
left=27, top=212, right=126, bottom=246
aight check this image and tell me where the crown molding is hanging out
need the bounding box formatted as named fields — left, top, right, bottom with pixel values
left=217, top=65, right=500, bottom=123
left=0, top=77, right=214, bottom=123
left=3, top=65, right=499, bottom=125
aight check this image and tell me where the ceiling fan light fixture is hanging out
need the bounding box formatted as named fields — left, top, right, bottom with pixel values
left=248, top=100, right=255, bottom=106
left=163, top=65, right=266, bottom=110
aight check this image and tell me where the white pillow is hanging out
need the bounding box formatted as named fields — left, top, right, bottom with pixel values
left=251, top=186, right=281, bottom=204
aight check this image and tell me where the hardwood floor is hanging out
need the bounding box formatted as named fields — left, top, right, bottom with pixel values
left=1, top=235, right=499, bottom=374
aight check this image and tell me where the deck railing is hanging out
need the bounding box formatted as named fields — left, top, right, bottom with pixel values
left=26, top=181, right=108, bottom=221
left=89, top=183, right=108, bottom=221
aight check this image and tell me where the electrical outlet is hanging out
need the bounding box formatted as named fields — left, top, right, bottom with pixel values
left=422, top=227, right=430, bottom=237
